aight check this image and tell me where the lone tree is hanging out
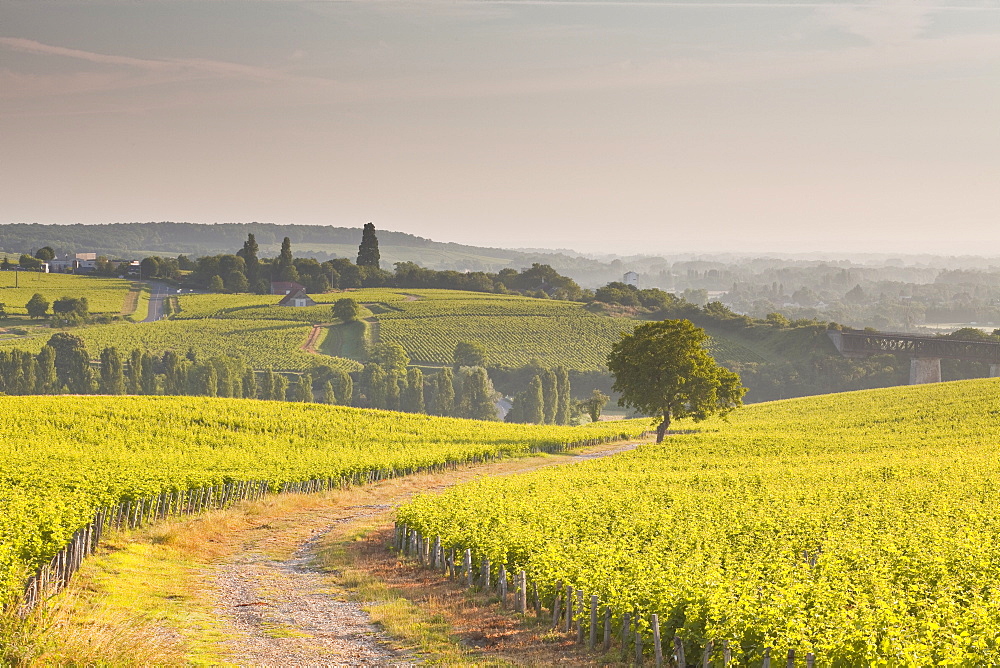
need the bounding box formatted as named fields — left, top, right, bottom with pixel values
left=607, top=319, right=745, bottom=443
left=26, top=293, right=49, bottom=319
left=581, top=389, right=610, bottom=423
left=333, top=297, right=361, bottom=322
left=357, top=222, right=380, bottom=269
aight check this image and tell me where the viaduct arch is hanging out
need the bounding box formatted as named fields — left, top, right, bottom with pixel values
left=827, top=329, right=1000, bottom=385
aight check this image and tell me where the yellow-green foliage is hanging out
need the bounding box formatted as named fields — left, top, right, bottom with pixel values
left=398, top=379, right=1000, bottom=665
left=0, top=273, right=132, bottom=315
left=0, top=394, right=647, bottom=605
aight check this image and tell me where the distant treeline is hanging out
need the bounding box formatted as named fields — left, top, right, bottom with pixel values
left=0, top=334, right=579, bottom=425
left=137, top=231, right=588, bottom=301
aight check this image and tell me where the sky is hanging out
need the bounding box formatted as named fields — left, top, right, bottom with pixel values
left=2, top=0, right=999, bottom=256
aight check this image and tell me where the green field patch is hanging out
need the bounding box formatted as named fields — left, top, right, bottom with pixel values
left=319, top=320, right=371, bottom=362
left=0, top=273, right=133, bottom=316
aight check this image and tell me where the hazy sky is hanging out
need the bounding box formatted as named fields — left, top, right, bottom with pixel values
left=2, top=0, right=999, bottom=255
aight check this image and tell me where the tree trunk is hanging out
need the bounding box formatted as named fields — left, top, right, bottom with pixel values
left=655, top=411, right=671, bottom=443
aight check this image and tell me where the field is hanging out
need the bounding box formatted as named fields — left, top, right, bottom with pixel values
left=174, top=289, right=642, bottom=370
left=0, top=395, right=647, bottom=606
left=398, top=378, right=1000, bottom=665
left=0, top=272, right=133, bottom=316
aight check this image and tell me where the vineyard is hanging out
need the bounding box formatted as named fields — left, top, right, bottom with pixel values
left=174, top=289, right=641, bottom=370
left=0, top=394, right=647, bottom=607
left=397, top=378, right=1000, bottom=665
left=0, top=273, right=134, bottom=316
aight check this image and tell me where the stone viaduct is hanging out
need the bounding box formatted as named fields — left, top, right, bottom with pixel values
left=827, top=329, right=1000, bottom=385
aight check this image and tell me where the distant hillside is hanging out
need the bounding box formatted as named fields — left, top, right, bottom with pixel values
left=0, top=222, right=585, bottom=274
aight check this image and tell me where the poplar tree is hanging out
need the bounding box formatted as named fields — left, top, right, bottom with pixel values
left=321, top=380, right=336, bottom=404
left=35, top=345, right=57, bottom=394
left=457, top=367, right=498, bottom=421
left=195, top=362, right=218, bottom=397
left=243, top=369, right=258, bottom=399
left=275, top=237, right=298, bottom=282
left=18, top=351, right=37, bottom=395
left=365, top=364, right=388, bottom=409
left=238, top=233, right=260, bottom=282
left=525, top=375, right=545, bottom=424
left=47, top=333, right=92, bottom=393
left=404, top=368, right=425, bottom=414
left=386, top=371, right=403, bottom=411
left=162, top=351, right=183, bottom=394
left=297, top=373, right=314, bottom=402
left=272, top=373, right=288, bottom=401
left=555, top=366, right=571, bottom=425
left=140, top=351, right=157, bottom=394
left=261, top=369, right=277, bottom=400
left=541, top=369, right=558, bottom=424
left=333, top=368, right=353, bottom=405
left=0, top=352, right=23, bottom=395
left=432, top=367, right=455, bottom=416
left=99, top=347, right=125, bottom=395
left=127, top=349, right=142, bottom=394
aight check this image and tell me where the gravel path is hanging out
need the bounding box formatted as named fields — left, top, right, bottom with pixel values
left=211, top=507, right=413, bottom=666
left=209, top=440, right=645, bottom=666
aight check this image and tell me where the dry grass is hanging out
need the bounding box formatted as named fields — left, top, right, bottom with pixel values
left=318, top=520, right=605, bottom=666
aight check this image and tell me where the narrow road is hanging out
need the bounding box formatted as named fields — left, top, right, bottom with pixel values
left=142, top=281, right=171, bottom=323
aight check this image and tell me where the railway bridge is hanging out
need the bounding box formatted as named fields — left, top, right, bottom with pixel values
left=827, top=329, right=1000, bottom=384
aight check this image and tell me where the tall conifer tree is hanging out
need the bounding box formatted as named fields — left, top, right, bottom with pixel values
left=404, top=367, right=425, bottom=414
left=433, top=367, right=455, bottom=416
left=541, top=369, right=558, bottom=424
left=357, top=222, right=380, bottom=269
left=35, top=346, right=57, bottom=394
left=555, top=366, right=571, bottom=425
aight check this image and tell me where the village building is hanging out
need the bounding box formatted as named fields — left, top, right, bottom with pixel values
left=623, top=271, right=639, bottom=287
left=277, top=288, right=316, bottom=308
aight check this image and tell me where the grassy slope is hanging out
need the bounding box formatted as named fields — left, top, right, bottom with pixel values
left=399, top=378, right=1000, bottom=664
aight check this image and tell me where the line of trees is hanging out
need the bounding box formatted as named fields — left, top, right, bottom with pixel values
left=142, top=227, right=589, bottom=302
left=357, top=342, right=500, bottom=420
left=505, top=366, right=572, bottom=425
left=16, top=294, right=90, bottom=323
left=0, top=335, right=505, bottom=420
left=0, top=334, right=355, bottom=402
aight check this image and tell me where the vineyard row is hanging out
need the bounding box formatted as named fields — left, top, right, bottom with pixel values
left=16, top=433, right=639, bottom=615
left=397, top=523, right=815, bottom=668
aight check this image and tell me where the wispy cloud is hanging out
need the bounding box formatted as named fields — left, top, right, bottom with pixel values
left=0, top=37, right=335, bottom=95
